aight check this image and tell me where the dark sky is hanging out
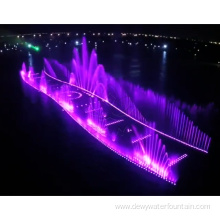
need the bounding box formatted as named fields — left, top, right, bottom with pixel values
left=0, top=24, right=220, bottom=41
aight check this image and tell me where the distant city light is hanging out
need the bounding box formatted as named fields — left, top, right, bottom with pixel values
left=75, top=41, right=79, bottom=45
left=163, top=44, right=167, bottom=49
left=34, top=46, right=40, bottom=51
left=25, top=42, right=40, bottom=52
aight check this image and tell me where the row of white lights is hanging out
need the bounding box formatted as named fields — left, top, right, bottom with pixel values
left=15, top=32, right=178, bottom=40
left=2, top=32, right=220, bottom=45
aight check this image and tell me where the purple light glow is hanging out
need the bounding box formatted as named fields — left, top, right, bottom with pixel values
left=132, top=134, right=151, bottom=144
left=169, top=154, right=188, bottom=167
left=121, top=80, right=212, bottom=152
left=105, top=119, right=124, bottom=127
left=87, top=119, right=106, bottom=136
left=20, top=37, right=211, bottom=185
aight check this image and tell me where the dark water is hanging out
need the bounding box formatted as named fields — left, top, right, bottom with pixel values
left=0, top=39, right=220, bottom=195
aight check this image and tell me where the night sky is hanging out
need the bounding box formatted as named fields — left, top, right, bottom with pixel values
left=0, top=25, right=220, bottom=41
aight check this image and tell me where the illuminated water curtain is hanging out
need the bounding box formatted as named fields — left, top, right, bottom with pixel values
left=20, top=37, right=211, bottom=185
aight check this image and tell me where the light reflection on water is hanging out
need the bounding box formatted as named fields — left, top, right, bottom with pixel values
left=159, top=51, right=167, bottom=91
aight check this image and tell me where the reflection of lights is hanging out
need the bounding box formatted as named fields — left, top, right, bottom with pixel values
left=33, top=34, right=36, bottom=37
left=75, top=41, right=79, bottom=45
left=67, top=33, right=69, bottom=36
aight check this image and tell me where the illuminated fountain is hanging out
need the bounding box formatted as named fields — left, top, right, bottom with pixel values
left=120, top=80, right=212, bottom=152
left=20, top=37, right=212, bottom=185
